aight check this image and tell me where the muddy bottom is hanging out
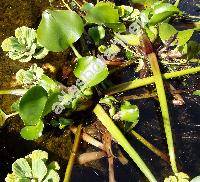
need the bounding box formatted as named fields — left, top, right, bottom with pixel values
left=0, top=0, right=200, bottom=181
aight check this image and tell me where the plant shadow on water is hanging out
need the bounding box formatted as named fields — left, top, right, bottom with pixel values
left=0, top=0, right=200, bottom=181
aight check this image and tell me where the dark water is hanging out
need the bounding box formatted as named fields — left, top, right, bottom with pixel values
left=0, top=0, right=200, bottom=182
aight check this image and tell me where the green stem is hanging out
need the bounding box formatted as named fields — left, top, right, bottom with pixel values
left=147, top=52, right=178, bottom=173
left=131, top=130, right=169, bottom=163
left=64, top=124, right=82, bottom=182
left=70, top=44, right=82, bottom=59
left=105, top=66, right=200, bottom=95
left=6, top=112, right=19, bottom=118
left=61, top=0, right=72, bottom=10
left=164, top=66, right=200, bottom=78
left=93, top=104, right=157, bottom=182
left=0, top=89, right=27, bottom=95
left=72, top=0, right=81, bottom=8
left=174, top=0, right=181, bottom=7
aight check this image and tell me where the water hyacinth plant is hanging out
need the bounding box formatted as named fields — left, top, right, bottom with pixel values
left=1, top=0, right=200, bottom=181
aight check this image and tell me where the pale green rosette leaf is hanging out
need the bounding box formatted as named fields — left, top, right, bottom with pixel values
left=1, top=26, right=48, bottom=62
left=32, top=159, right=47, bottom=181
left=5, top=150, right=60, bottom=182
left=12, top=158, right=32, bottom=178
left=16, top=64, right=44, bottom=87
left=43, top=169, right=60, bottom=182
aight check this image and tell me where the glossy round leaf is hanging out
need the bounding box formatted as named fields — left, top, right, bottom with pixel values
left=177, top=29, right=194, bottom=46
left=42, top=92, right=60, bottom=116
left=149, top=3, right=179, bottom=25
left=19, top=86, right=48, bottom=126
left=159, top=23, right=177, bottom=42
left=106, top=23, right=126, bottom=33
left=74, top=56, right=109, bottom=87
left=120, top=101, right=139, bottom=123
left=20, top=120, right=44, bottom=140
left=85, top=2, right=119, bottom=25
left=88, top=26, right=105, bottom=43
left=37, top=10, right=84, bottom=52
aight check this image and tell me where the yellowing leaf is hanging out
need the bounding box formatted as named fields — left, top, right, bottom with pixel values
left=159, top=23, right=177, bottom=42
left=177, top=29, right=194, bottom=46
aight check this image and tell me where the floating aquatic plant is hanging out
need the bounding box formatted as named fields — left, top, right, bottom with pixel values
left=5, top=150, right=60, bottom=182
left=1, top=26, right=48, bottom=62
left=16, top=64, right=59, bottom=94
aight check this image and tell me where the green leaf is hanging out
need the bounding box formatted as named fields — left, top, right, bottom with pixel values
left=105, top=23, right=126, bottom=33
left=43, top=169, right=60, bottom=182
left=39, top=75, right=60, bottom=94
left=16, top=63, right=44, bottom=87
left=32, top=159, right=47, bottom=181
left=20, top=120, right=44, bottom=140
left=1, top=26, right=48, bottom=62
left=48, top=161, right=60, bottom=171
left=131, top=0, right=146, bottom=4
left=125, top=50, right=134, bottom=60
left=88, top=26, right=105, bottom=43
left=11, top=100, right=20, bottom=112
left=85, top=2, right=119, bottom=25
left=19, top=86, right=48, bottom=126
left=74, top=56, right=109, bottom=87
left=187, top=41, right=200, bottom=59
left=26, top=150, right=48, bottom=162
left=131, top=0, right=158, bottom=7
left=191, top=176, right=200, bottom=182
left=12, top=158, right=32, bottom=178
left=37, top=10, right=84, bottom=52
left=51, top=118, right=73, bottom=129
left=0, top=109, right=7, bottom=127
left=104, top=44, right=121, bottom=57
left=177, top=29, right=194, bottom=46
left=81, top=2, right=94, bottom=12
left=42, top=92, right=60, bottom=116
left=99, top=96, right=118, bottom=116
left=5, top=173, right=18, bottom=182
left=119, top=101, right=139, bottom=132
left=115, top=34, right=140, bottom=46
left=140, top=9, right=151, bottom=27
left=153, top=3, right=179, bottom=14
left=98, top=45, right=107, bottom=53
left=193, top=90, right=200, bottom=96
left=120, top=101, right=139, bottom=124
left=6, top=150, right=60, bottom=182
left=149, top=3, right=179, bottom=25
left=159, top=23, right=177, bottom=42
left=145, top=26, right=158, bottom=42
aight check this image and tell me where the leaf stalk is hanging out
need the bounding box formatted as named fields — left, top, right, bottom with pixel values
left=93, top=104, right=157, bottom=182
left=64, top=124, right=82, bottom=182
